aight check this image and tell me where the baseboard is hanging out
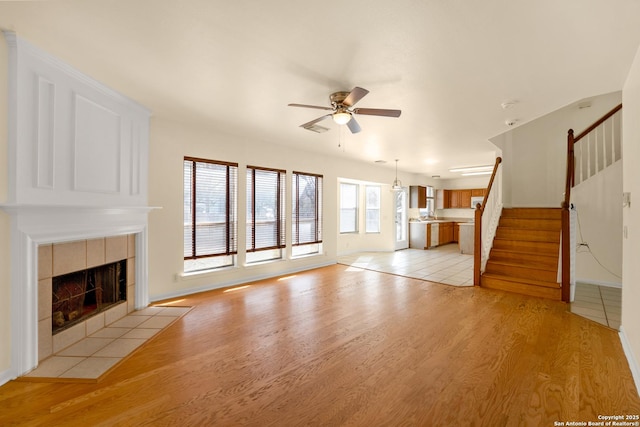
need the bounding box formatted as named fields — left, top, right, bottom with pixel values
left=575, top=278, right=622, bottom=288
left=151, top=260, right=337, bottom=303
left=619, top=325, right=640, bottom=397
left=0, top=367, right=15, bottom=387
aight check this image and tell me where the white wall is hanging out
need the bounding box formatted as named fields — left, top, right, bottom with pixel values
left=148, top=118, right=417, bottom=300
left=0, top=31, right=10, bottom=379
left=491, top=91, right=622, bottom=207
left=572, top=160, right=622, bottom=286
left=622, top=43, right=640, bottom=391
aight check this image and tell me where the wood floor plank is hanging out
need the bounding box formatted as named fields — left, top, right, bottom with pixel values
left=0, top=264, right=638, bottom=426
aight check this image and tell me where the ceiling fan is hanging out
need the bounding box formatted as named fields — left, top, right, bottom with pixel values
left=288, top=87, right=401, bottom=134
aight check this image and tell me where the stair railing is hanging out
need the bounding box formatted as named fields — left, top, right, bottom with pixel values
left=474, top=157, right=502, bottom=286
left=561, top=103, right=622, bottom=302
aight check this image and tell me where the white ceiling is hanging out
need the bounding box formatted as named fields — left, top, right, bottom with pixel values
left=1, top=0, right=639, bottom=178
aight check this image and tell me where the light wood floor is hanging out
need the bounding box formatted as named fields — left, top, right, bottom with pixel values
left=1, top=265, right=638, bottom=426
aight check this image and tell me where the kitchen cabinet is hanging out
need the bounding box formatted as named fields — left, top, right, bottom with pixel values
left=446, top=189, right=483, bottom=208
left=449, top=190, right=460, bottom=208
left=453, top=223, right=459, bottom=242
left=436, top=189, right=450, bottom=209
left=438, top=222, right=454, bottom=245
left=459, top=190, right=472, bottom=208
left=410, top=186, right=426, bottom=209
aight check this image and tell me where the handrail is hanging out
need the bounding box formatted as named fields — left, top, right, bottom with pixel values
left=561, top=103, right=622, bottom=302
left=474, top=157, right=502, bottom=286
left=481, top=157, right=502, bottom=211
left=574, top=103, right=622, bottom=143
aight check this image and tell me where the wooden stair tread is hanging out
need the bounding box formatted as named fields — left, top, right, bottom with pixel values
left=490, top=248, right=557, bottom=258
left=500, top=208, right=562, bottom=220
left=481, top=273, right=560, bottom=289
left=486, top=259, right=557, bottom=273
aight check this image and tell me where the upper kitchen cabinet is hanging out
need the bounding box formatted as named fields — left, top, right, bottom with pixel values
left=410, top=186, right=427, bottom=208
left=439, top=188, right=486, bottom=209
left=436, top=189, right=450, bottom=209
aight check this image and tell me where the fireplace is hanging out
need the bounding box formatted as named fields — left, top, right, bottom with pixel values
left=36, top=232, right=140, bottom=362
left=1, top=32, right=153, bottom=381
left=51, top=259, right=127, bottom=334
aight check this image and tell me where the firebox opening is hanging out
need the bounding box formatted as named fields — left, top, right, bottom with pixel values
left=52, top=259, right=127, bottom=334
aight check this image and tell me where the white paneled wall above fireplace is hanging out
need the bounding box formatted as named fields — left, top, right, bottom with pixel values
left=5, top=31, right=149, bottom=206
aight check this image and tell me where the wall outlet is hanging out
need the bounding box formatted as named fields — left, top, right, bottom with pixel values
left=623, top=192, right=631, bottom=207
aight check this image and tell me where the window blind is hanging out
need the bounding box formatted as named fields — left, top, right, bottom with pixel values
left=184, top=157, right=238, bottom=259
left=247, top=166, right=286, bottom=252
left=292, top=171, right=323, bottom=246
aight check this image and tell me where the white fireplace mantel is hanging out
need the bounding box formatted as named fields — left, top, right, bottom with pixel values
left=2, top=204, right=157, bottom=378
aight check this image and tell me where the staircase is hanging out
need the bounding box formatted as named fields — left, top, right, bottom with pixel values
left=480, top=208, right=562, bottom=300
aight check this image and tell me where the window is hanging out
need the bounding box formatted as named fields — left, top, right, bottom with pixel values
left=292, top=171, right=323, bottom=256
left=184, top=157, right=238, bottom=272
left=339, top=183, right=358, bottom=233
left=426, top=185, right=435, bottom=214
left=246, top=166, right=286, bottom=263
left=365, top=185, right=381, bottom=233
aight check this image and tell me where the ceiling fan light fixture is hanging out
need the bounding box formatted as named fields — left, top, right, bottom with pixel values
left=332, top=111, right=352, bottom=125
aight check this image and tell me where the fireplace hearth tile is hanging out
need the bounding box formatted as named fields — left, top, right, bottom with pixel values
left=90, top=327, right=131, bottom=339
left=108, top=315, right=150, bottom=329
left=53, top=322, right=85, bottom=353
left=93, top=338, right=146, bottom=358
left=24, top=356, right=85, bottom=378
left=137, top=316, right=178, bottom=329
left=121, top=328, right=161, bottom=339
left=130, top=306, right=164, bottom=316
left=85, top=312, right=105, bottom=336
left=59, top=357, right=120, bottom=379
left=57, top=337, right=115, bottom=357
left=20, top=305, right=192, bottom=382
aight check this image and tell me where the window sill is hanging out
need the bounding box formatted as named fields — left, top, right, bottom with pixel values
left=178, top=264, right=237, bottom=281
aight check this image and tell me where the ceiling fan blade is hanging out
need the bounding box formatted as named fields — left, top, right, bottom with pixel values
left=288, top=103, right=333, bottom=111
left=353, top=107, right=401, bottom=118
left=346, top=116, right=361, bottom=134
left=300, top=114, right=331, bottom=129
left=342, top=87, right=369, bottom=107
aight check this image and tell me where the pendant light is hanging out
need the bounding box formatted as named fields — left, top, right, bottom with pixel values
left=392, top=159, right=403, bottom=191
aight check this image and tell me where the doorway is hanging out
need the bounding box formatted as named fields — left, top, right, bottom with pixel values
left=394, top=188, right=408, bottom=250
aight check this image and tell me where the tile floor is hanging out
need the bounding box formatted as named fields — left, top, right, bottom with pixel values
left=23, top=305, right=192, bottom=381
left=339, top=246, right=622, bottom=329
left=570, top=282, right=622, bottom=329
left=338, top=244, right=474, bottom=286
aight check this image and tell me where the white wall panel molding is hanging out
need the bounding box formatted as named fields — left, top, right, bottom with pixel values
left=72, top=93, right=122, bottom=194
left=3, top=30, right=150, bottom=206
left=36, top=75, right=55, bottom=189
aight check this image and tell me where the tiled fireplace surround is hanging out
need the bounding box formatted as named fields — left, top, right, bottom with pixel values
left=38, top=235, right=136, bottom=362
